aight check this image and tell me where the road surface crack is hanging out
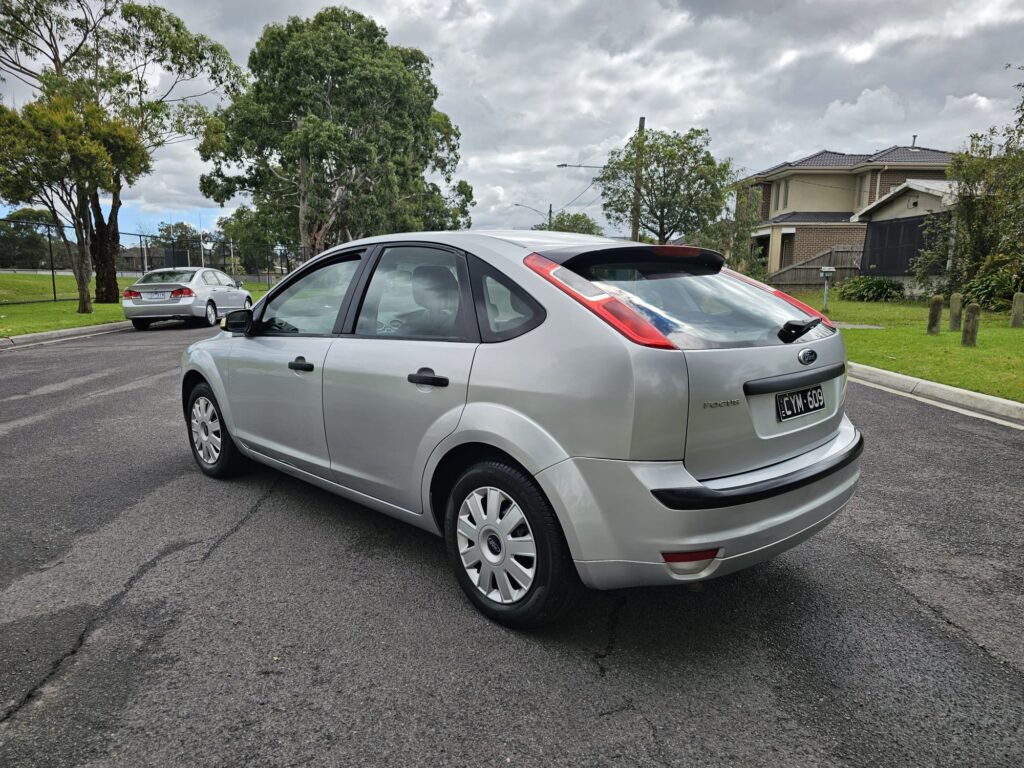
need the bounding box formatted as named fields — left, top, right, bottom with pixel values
left=0, top=538, right=199, bottom=725
left=199, top=479, right=278, bottom=564
left=591, top=595, right=626, bottom=678
left=597, top=696, right=669, bottom=766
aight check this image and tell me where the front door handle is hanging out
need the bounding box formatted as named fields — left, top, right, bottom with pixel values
left=407, top=368, right=449, bottom=387
left=288, top=356, right=315, bottom=372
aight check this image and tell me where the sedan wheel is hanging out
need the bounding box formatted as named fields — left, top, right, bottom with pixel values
left=457, top=486, right=537, bottom=604
left=243, top=297, right=252, bottom=310
left=205, top=302, right=218, bottom=326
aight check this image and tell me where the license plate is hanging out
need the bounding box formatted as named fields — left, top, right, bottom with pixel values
left=147, top=292, right=167, bottom=300
left=775, top=385, right=825, bottom=422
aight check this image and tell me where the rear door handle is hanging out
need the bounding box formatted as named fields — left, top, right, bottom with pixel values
left=407, top=368, right=449, bottom=387
left=288, top=356, right=315, bottom=372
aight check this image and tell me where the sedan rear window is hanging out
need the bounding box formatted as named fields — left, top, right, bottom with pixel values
left=138, top=270, right=196, bottom=284
left=572, top=262, right=835, bottom=350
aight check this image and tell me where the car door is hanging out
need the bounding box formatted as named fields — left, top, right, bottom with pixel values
left=222, top=251, right=367, bottom=478
left=214, top=271, right=240, bottom=308
left=200, top=270, right=224, bottom=311
left=322, top=244, right=479, bottom=513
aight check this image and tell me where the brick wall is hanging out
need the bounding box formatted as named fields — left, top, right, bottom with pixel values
left=791, top=224, right=866, bottom=265
left=877, top=169, right=947, bottom=198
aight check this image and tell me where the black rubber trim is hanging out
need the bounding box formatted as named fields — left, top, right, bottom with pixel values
left=652, top=432, right=864, bottom=510
left=743, top=362, right=846, bottom=396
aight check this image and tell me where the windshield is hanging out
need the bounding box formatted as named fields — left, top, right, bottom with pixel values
left=138, top=270, right=196, bottom=284
left=573, top=262, right=835, bottom=350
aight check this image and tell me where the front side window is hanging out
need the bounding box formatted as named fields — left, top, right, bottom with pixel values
left=259, top=256, right=362, bottom=335
left=215, top=271, right=235, bottom=286
left=572, top=261, right=835, bottom=350
left=355, top=246, right=474, bottom=341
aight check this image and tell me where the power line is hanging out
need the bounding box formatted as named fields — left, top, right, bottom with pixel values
left=558, top=180, right=596, bottom=211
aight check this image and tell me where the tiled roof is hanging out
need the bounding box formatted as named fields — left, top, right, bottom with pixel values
left=767, top=212, right=859, bottom=224
left=753, top=145, right=951, bottom=177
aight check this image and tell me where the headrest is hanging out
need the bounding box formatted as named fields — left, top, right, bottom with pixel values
left=412, top=265, right=458, bottom=311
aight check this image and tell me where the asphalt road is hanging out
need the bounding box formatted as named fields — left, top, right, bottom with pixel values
left=0, top=323, right=1021, bottom=767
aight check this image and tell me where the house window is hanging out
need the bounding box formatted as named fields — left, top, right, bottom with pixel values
left=783, top=179, right=790, bottom=209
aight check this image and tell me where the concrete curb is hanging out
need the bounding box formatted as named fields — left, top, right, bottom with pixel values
left=848, top=362, right=1024, bottom=423
left=0, top=320, right=132, bottom=349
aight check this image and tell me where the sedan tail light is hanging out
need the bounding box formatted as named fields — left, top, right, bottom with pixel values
left=170, top=287, right=195, bottom=298
left=524, top=253, right=676, bottom=349
left=123, top=289, right=141, bottom=299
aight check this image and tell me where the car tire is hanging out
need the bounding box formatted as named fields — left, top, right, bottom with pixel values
left=131, top=319, right=150, bottom=330
left=243, top=297, right=252, bottom=310
left=445, top=460, right=582, bottom=629
left=186, top=382, right=247, bottom=478
left=204, top=301, right=218, bottom=327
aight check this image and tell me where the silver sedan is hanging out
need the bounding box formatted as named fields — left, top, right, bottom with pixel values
left=122, top=267, right=252, bottom=330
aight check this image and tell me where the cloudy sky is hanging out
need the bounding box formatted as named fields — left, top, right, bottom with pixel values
left=3, top=0, right=1024, bottom=237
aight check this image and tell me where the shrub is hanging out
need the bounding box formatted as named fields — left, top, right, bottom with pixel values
left=961, top=254, right=1024, bottom=310
left=836, top=276, right=906, bottom=302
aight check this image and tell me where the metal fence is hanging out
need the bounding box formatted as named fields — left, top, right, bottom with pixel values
left=0, top=217, right=300, bottom=304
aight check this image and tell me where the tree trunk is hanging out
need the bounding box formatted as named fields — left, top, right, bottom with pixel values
left=73, top=194, right=95, bottom=314
left=90, top=184, right=122, bottom=303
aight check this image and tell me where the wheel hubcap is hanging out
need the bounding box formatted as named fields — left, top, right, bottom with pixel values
left=207, top=305, right=216, bottom=323
left=457, top=487, right=536, bottom=605
left=190, top=396, right=222, bottom=465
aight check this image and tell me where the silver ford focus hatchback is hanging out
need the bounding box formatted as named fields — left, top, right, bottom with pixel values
left=181, top=231, right=862, bottom=627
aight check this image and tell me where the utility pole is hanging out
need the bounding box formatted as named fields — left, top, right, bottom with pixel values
left=548, top=203, right=553, bottom=229
left=630, top=116, right=646, bottom=242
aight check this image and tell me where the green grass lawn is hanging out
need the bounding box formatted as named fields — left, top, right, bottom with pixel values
left=790, top=291, right=1024, bottom=403
left=0, top=273, right=273, bottom=337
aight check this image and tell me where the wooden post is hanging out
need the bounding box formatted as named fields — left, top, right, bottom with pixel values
left=961, top=303, right=980, bottom=346
left=1012, top=292, right=1024, bottom=328
left=949, top=292, right=963, bottom=331
left=927, top=294, right=943, bottom=335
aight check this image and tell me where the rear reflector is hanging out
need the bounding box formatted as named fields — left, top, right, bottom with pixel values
left=524, top=253, right=676, bottom=349
left=170, top=287, right=195, bottom=298
left=663, top=549, right=720, bottom=563
left=123, top=289, right=141, bottom=299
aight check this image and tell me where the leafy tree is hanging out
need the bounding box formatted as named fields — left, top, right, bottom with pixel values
left=531, top=210, right=604, bottom=236
left=0, top=87, right=149, bottom=312
left=696, top=182, right=764, bottom=275
left=595, top=127, right=731, bottom=244
left=200, top=7, right=473, bottom=258
left=0, top=207, right=56, bottom=269
left=0, top=0, right=242, bottom=302
left=218, top=204, right=296, bottom=274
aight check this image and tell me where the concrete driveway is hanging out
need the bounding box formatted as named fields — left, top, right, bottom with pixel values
left=0, top=324, right=1021, bottom=767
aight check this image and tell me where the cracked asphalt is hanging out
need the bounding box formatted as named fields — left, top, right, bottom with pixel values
left=0, top=323, right=1022, bottom=767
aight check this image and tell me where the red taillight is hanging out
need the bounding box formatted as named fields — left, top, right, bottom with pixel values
left=662, top=549, right=720, bottom=563
left=723, top=268, right=834, bottom=328
left=170, top=287, right=194, bottom=298
left=523, top=253, right=676, bottom=349
left=123, top=289, right=141, bottom=299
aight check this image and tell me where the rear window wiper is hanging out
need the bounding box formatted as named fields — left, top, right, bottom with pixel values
left=778, top=317, right=822, bottom=344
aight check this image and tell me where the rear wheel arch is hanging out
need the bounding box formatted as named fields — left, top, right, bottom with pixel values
left=428, top=443, right=533, bottom=534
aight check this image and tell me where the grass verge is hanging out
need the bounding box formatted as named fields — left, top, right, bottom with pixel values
left=791, top=292, right=1024, bottom=403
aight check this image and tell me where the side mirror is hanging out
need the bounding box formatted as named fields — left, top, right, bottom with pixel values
left=223, top=308, right=254, bottom=336
left=235, top=279, right=245, bottom=288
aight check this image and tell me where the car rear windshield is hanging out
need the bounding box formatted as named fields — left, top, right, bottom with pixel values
left=138, top=270, right=196, bottom=284
left=569, top=261, right=835, bottom=350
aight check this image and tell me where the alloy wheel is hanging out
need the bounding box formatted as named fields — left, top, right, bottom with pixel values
left=206, top=303, right=217, bottom=325
left=190, top=396, right=222, bottom=465
left=456, top=486, right=537, bottom=604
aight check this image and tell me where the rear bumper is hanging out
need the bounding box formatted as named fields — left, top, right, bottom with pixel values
left=535, top=416, right=862, bottom=590
left=123, top=298, right=202, bottom=320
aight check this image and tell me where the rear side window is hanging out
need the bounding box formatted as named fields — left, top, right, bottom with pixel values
left=202, top=271, right=219, bottom=286
left=468, top=256, right=545, bottom=342
left=572, top=262, right=835, bottom=350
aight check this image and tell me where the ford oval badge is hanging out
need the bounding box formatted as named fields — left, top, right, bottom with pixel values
left=798, top=348, right=817, bottom=365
